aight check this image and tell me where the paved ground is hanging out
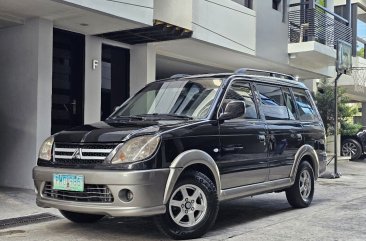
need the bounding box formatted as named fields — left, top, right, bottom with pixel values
left=1, top=159, right=366, bottom=241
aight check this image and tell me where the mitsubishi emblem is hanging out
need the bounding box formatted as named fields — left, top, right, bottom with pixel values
left=72, top=148, right=82, bottom=159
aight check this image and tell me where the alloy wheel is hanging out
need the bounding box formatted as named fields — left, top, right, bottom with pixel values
left=299, top=169, right=312, bottom=200
left=168, top=184, right=207, bottom=228
left=342, top=142, right=358, bottom=157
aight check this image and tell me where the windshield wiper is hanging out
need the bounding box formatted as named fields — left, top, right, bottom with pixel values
left=112, top=115, right=146, bottom=120
left=135, top=113, right=193, bottom=120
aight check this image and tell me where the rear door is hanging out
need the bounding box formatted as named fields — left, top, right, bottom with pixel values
left=255, top=84, right=303, bottom=180
left=218, top=80, right=268, bottom=189
left=292, top=88, right=325, bottom=160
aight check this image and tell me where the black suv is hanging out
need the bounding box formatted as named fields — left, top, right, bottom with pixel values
left=33, top=69, right=327, bottom=239
left=341, top=127, right=366, bottom=160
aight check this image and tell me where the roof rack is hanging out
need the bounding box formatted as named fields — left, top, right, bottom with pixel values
left=234, top=68, right=295, bottom=80
left=170, top=74, right=191, bottom=78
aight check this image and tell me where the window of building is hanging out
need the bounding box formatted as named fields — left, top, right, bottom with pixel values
left=272, top=0, right=281, bottom=11
left=292, top=88, right=318, bottom=121
left=222, top=81, right=258, bottom=119
left=256, top=84, right=290, bottom=120
left=232, top=0, right=253, bottom=9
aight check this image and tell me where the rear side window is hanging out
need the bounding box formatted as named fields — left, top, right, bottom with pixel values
left=292, top=88, right=317, bottom=121
left=223, top=81, right=258, bottom=119
left=256, top=84, right=290, bottom=120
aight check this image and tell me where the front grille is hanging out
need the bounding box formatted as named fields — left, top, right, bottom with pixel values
left=53, top=143, right=117, bottom=166
left=43, top=182, right=114, bottom=203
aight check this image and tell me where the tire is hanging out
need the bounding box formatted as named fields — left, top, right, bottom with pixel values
left=154, top=170, right=219, bottom=240
left=59, top=210, right=104, bottom=223
left=286, top=161, right=314, bottom=208
left=341, top=139, right=362, bottom=161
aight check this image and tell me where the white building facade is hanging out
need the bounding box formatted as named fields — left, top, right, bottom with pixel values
left=0, top=0, right=364, bottom=189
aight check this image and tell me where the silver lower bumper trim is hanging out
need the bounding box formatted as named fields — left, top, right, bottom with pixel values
left=36, top=197, right=166, bottom=217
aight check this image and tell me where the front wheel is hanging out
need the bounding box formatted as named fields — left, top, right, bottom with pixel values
left=154, top=171, right=219, bottom=240
left=286, top=161, right=314, bottom=208
left=60, top=210, right=104, bottom=223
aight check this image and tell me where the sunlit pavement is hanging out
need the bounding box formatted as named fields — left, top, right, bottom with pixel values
left=1, top=158, right=366, bottom=241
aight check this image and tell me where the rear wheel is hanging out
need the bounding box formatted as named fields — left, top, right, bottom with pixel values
left=60, top=210, right=104, bottom=223
left=154, top=170, right=218, bottom=240
left=341, top=139, right=362, bottom=161
left=286, top=161, right=314, bottom=208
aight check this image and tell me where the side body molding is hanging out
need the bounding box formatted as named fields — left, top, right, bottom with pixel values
left=163, top=150, right=221, bottom=204
left=291, top=144, right=320, bottom=180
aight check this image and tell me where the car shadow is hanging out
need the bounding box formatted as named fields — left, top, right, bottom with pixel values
left=51, top=195, right=331, bottom=240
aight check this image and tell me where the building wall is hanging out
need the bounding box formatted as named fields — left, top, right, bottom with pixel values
left=192, top=0, right=256, bottom=55
left=0, top=18, right=53, bottom=189
left=254, top=0, right=289, bottom=64
left=58, top=0, right=154, bottom=25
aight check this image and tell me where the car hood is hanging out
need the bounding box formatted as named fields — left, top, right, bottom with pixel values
left=53, top=119, right=204, bottom=143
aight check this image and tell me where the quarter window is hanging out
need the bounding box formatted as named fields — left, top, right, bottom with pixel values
left=256, top=84, right=290, bottom=120
left=292, top=88, right=318, bottom=121
left=222, top=81, right=258, bottom=119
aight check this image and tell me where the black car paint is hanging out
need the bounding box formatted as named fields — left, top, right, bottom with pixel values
left=342, top=128, right=366, bottom=154
left=39, top=75, right=326, bottom=184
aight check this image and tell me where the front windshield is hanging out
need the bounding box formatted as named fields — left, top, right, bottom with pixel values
left=111, top=78, right=223, bottom=120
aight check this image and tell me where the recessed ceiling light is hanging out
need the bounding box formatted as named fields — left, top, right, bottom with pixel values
left=80, top=23, right=89, bottom=27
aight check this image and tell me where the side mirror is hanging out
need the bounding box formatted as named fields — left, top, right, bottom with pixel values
left=219, top=100, right=246, bottom=121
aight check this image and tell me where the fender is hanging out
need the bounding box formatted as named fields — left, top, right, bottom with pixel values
left=163, top=149, right=221, bottom=204
left=291, top=144, right=320, bottom=181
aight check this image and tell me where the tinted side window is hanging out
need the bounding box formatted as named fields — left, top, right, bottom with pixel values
left=283, top=88, right=297, bottom=120
left=223, top=81, right=258, bottom=119
left=256, top=84, right=290, bottom=120
left=292, top=88, right=317, bottom=121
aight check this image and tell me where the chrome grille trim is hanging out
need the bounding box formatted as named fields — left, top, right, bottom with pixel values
left=42, top=182, right=114, bottom=203
left=53, top=143, right=118, bottom=166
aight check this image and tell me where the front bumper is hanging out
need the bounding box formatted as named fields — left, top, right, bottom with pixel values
left=33, top=166, right=170, bottom=217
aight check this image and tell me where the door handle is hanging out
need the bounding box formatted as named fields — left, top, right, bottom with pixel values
left=222, top=145, right=244, bottom=152
left=296, top=134, right=303, bottom=141
left=258, top=135, right=266, bottom=143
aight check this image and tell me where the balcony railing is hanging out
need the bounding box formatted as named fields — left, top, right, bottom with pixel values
left=289, top=3, right=352, bottom=49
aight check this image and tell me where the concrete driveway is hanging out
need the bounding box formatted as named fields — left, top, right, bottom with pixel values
left=1, top=159, right=365, bottom=241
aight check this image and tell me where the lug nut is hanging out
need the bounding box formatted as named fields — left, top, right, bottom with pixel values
left=185, top=210, right=188, bottom=213
left=191, top=208, right=194, bottom=211
left=185, top=198, right=188, bottom=201
left=181, top=204, right=184, bottom=208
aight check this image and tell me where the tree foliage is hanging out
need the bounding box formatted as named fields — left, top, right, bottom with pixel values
left=315, top=79, right=358, bottom=135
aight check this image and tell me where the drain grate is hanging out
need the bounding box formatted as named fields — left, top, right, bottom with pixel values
left=0, top=213, right=60, bottom=230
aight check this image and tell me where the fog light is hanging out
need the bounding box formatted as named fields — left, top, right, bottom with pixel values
left=119, top=189, right=134, bottom=202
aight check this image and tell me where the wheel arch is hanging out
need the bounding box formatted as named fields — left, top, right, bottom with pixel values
left=291, top=145, right=319, bottom=181
left=163, top=150, right=221, bottom=204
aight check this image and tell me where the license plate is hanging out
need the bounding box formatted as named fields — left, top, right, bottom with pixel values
left=53, top=174, right=84, bottom=192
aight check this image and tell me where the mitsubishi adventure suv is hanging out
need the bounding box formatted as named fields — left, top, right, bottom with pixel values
left=33, top=69, right=327, bottom=239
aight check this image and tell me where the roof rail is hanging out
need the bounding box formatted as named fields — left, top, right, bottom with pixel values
left=170, top=74, right=190, bottom=78
left=234, top=68, right=295, bottom=80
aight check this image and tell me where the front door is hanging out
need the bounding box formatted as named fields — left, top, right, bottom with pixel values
left=51, top=29, right=85, bottom=134
left=218, top=80, right=268, bottom=189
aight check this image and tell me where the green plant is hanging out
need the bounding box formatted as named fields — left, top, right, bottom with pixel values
left=341, top=122, right=363, bottom=136
left=315, top=79, right=358, bottom=135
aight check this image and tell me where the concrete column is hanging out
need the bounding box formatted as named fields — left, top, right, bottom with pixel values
left=130, top=43, right=156, bottom=95
left=0, top=18, right=53, bottom=189
left=362, top=102, right=366, bottom=127
left=84, top=36, right=102, bottom=124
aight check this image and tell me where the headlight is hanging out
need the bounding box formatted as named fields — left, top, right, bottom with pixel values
left=38, top=136, right=54, bottom=161
left=111, top=135, right=160, bottom=164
